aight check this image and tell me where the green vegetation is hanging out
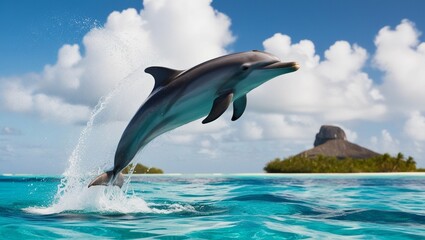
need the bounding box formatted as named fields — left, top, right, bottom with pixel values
left=264, top=153, right=417, bottom=173
left=122, top=163, right=164, bottom=174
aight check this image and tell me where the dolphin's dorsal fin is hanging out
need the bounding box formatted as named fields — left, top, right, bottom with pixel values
left=231, top=94, right=247, bottom=121
left=145, top=66, right=183, bottom=91
left=202, top=92, right=233, bottom=124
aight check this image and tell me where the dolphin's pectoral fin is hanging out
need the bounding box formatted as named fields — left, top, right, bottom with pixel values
left=202, top=92, right=234, bottom=124
left=231, top=94, right=247, bottom=121
left=145, top=66, right=184, bottom=91
left=88, top=171, right=125, bottom=188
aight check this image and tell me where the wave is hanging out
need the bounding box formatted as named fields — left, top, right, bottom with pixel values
left=326, top=209, right=425, bottom=225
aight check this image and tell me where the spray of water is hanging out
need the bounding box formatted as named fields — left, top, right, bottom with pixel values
left=30, top=71, right=136, bottom=214
left=25, top=67, right=195, bottom=215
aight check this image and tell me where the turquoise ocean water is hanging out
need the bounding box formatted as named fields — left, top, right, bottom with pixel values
left=1, top=173, right=425, bottom=239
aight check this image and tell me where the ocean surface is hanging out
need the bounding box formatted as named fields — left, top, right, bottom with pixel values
left=1, top=174, right=425, bottom=239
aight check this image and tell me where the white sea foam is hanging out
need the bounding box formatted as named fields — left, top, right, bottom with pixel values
left=24, top=185, right=196, bottom=215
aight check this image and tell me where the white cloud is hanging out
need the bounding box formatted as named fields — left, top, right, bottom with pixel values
left=141, top=0, right=234, bottom=67
left=404, top=111, right=425, bottom=141
left=345, top=130, right=358, bottom=143
left=167, top=117, right=231, bottom=142
left=370, top=129, right=400, bottom=154
left=198, top=139, right=218, bottom=157
left=382, top=129, right=396, bottom=145
left=242, top=121, right=263, bottom=140
left=32, top=94, right=91, bottom=124
left=165, top=134, right=194, bottom=144
left=374, top=19, right=425, bottom=112
left=2, top=81, right=34, bottom=112
left=242, top=114, right=316, bottom=141
left=42, top=44, right=83, bottom=91
left=250, top=33, right=386, bottom=121
left=1, top=0, right=234, bottom=125
left=0, top=127, right=21, bottom=136
left=2, top=81, right=90, bottom=124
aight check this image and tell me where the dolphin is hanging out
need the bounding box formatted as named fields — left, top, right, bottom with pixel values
left=88, top=50, right=299, bottom=188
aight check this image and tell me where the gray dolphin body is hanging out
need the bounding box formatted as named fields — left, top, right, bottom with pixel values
left=88, top=50, right=299, bottom=188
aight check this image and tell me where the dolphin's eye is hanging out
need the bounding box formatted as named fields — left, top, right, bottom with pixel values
left=241, top=64, right=250, bottom=71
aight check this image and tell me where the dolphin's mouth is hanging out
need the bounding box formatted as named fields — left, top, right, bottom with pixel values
left=263, top=61, right=300, bottom=71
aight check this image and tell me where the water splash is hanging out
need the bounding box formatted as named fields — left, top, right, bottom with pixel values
left=24, top=67, right=187, bottom=215
left=41, top=73, right=131, bottom=214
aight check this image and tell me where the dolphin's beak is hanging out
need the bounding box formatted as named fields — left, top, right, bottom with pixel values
left=263, top=61, right=300, bottom=72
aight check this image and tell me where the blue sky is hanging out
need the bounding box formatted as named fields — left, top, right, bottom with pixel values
left=1, top=0, right=425, bottom=174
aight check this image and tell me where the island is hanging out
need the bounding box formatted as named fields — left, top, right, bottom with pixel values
left=122, top=163, right=163, bottom=174
left=264, top=125, right=421, bottom=173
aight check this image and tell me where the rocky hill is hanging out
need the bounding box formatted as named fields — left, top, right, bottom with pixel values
left=296, top=125, right=380, bottom=159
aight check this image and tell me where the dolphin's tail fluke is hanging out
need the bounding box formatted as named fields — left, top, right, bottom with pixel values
left=87, top=171, right=124, bottom=188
